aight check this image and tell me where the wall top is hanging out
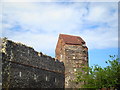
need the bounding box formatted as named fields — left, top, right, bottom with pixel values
left=59, top=34, right=85, bottom=45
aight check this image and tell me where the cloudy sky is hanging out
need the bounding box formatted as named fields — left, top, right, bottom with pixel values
left=1, top=0, right=118, bottom=67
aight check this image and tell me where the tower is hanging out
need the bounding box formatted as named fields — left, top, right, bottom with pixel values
left=55, top=34, right=88, bottom=88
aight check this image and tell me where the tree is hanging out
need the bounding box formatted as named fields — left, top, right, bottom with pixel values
left=75, top=55, right=120, bottom=89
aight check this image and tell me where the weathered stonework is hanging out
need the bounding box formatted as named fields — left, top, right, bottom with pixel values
left=1, top=34, right=88, bottom=89
left=55, top=34, right=88, bottom=88
left=1, top=38, right=65, bottom=89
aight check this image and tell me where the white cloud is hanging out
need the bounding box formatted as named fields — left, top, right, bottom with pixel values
left=2, top=0, right=119, bottom=2
left=81, top=28, right=118, bottom=49
left=2, top=0, right=57, bottom=2
left=1, top=2, right=118, bottom=56
left=85, top=3, right=118, bottom=23
left=3, top=3, right=83, bottom=33
left=9, top=32, right=57, bottom=55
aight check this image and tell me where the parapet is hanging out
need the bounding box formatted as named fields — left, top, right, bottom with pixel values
left=1, top=38, right=65, bottom=74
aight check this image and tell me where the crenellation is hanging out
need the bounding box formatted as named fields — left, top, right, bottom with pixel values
left=2, top=38, right=65, bottom=88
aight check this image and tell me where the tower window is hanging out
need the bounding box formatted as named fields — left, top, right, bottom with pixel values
left=46, top=76, right=48, bottom=81
left=73, top=56, right=75, bottom=59
left=60, top=55, right=62, bottom=59
left=74, top=69, right=76, bottom=72
left=34, top=74, right=37, bottom=80
left=83, top=50, right=86, bottom=53
left=54, top=78, right=57, bottom=82
left=85, top=57, right=87, bottom=61
left=19, top=72, right=21, bottom=77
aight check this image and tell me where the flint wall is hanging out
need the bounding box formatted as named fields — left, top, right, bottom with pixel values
left=1, top=38, right=65, bottom=88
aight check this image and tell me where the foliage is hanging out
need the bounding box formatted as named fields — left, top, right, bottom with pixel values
left=75, top=55, right=120, bottom=89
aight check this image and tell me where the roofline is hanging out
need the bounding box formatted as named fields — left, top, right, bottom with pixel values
left=60, top=33, right=81, bottom=38
left=59, top=33, right=86, bottom=43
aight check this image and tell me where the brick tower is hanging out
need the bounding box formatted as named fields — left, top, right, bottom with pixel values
left=55, top=34, right=88, bottom=88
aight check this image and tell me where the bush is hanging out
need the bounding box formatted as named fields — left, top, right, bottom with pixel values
left=75, top=55, right=120, bottom=89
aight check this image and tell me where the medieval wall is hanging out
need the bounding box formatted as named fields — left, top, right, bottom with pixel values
left=1, top=38, right=65, bottom=88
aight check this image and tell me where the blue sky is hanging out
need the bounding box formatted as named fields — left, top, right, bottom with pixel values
left=1, top=0, right=118, bottom=67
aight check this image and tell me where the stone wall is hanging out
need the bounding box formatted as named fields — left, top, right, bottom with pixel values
left=1, top=38, right=65, bottom=88
left=64, top=44, right=88, bottom=88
